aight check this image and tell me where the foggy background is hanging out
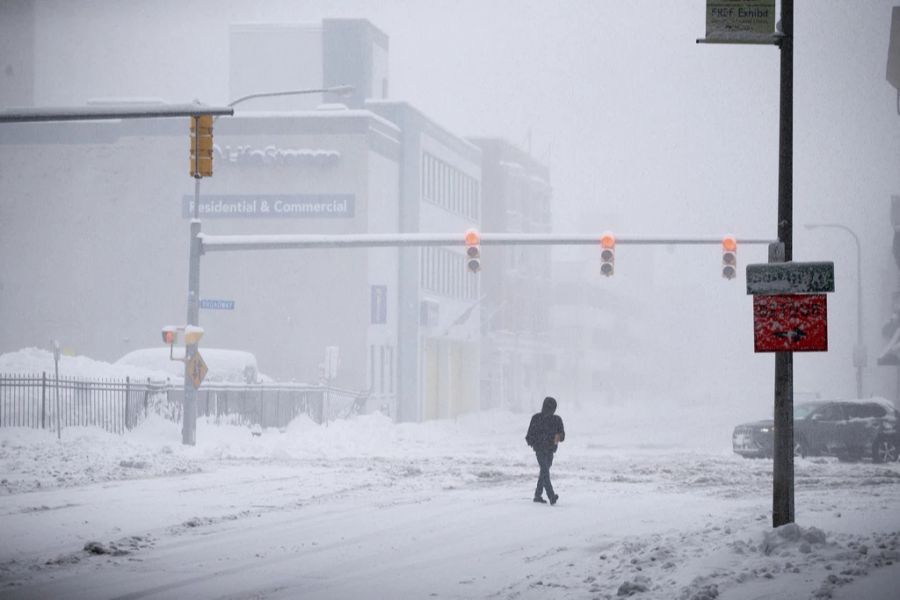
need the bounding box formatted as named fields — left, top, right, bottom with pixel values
left=2, top=0, right=899, bottom=417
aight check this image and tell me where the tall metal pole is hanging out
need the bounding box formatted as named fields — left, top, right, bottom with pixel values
left=773, top=0, right=795, bottom=528
left=183, top=173, right=201, bottom=446
left=854, top=230, right=864, bottom=398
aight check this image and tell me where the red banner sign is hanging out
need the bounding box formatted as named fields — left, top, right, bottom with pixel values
left=753, top=294, right=828, bottom=352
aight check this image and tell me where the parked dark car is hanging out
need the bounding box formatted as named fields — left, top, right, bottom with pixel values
left=732, top=399, right=900, bottom=462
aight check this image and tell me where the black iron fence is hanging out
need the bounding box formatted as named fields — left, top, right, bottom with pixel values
left=0, top=374, right=157, bottom=434
left=0, top=373, right=367, bottom=435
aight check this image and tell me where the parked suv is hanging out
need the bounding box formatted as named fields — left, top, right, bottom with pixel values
left=732, top=399, right=900, bottom=462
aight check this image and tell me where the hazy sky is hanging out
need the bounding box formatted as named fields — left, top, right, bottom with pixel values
left=8, top=0, right=900, bottom=405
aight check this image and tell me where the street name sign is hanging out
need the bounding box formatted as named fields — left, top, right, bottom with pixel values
left=200, top=299, right=235, bottom=310
left=753, top=294, right=828, bottom=352
left=746, top=262, right=835, bottom=295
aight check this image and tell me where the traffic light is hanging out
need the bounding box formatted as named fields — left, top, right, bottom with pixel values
left=189, top=115, right=213, bottom=178
left=465, top=228, right=481, bottom=273
left=600, top=232, right=615, bottom=276
left=722, top=235, right=737, bottom=279
left=161, top=326, right=177, bottom=345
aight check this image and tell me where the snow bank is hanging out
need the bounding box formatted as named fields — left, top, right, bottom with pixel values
left=0, top=347, right=171, bottom=381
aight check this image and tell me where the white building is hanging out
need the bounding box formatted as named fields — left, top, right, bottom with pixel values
left=0, top=18, right=492, bottom=421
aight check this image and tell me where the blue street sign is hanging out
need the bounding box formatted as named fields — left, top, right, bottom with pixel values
left=200, top=299, right=236, bottom=310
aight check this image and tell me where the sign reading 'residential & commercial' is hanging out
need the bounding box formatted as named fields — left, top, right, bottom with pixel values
left=182, top=194, right=355, bottom=219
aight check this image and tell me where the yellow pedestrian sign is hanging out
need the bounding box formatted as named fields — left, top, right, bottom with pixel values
left=187, top=352, right=208, bottom=389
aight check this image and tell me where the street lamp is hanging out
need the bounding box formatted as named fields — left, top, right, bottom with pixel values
left=805, top=223, right=865, bottom=398
left=226, top=84, right=355, bottom=109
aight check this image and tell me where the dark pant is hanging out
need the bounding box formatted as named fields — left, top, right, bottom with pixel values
left=534, top=449, right=555, bottom=499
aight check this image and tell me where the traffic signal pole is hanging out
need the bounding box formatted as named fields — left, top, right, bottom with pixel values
left=773, top=0, right=795, bottom=528
left=197, top=232, right=776, bottom=252
left=183, top=182, right=201, bottom=446
left=183, top=115, right=214, bottom=446
left=186, top=228, right=775, bottom=446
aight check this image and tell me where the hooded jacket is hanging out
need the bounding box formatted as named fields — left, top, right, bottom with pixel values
left=525, top=397, right=565, bottom=453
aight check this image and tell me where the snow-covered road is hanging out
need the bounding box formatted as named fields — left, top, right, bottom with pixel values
left=1, top=405, right=899, bottom=599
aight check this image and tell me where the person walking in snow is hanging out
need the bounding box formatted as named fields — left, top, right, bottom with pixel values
left=525, top=396, right=565, bottom=505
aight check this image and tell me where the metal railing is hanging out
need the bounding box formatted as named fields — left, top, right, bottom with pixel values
left=0, top=373, right=367, bottom=435
left=0, top=373, right=159, bottom=434
left=164, top=383, right=367, bottom=428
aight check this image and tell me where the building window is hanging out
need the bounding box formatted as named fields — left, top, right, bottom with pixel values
left=379, top=345, right=385, bottom=394
left=420, top=247, right=476, bottom=300
left=388, top=346, right=394, bottom=394
left=421, top=152, right=480, bottom=219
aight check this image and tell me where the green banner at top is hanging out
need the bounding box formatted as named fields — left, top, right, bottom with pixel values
left=706, top=0, right=776, bottom=39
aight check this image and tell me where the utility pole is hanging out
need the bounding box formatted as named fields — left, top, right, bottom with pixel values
left=698, top=0, right=796, bottom=527
left=772, top=0, right=794, bottom=528
left=184, top=114, right=214, bottom=445
left=184, top=191, right=201, bottom=446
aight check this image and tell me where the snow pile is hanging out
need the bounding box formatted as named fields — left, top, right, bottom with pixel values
left=0, top=346, right=273, bottom=385
left=576, top=521, right=900, bottom=600
left=0, top=417, right=199, bottom=495
left=0, top=347, right=171, bottom=381
left=759, top=522, right=828, bottom=555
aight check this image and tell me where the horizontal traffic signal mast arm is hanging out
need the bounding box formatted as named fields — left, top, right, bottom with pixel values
left=0, top=104, right=234, bottom=123
left=197, top=232, right=777, bottom=253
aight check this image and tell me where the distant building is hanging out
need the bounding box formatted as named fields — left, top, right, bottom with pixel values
left=230, top=19, right=390, bottom=112
left=0, top=0, right=35, bottom=107
left=366, top=101, right=483, bottom=421
left=469, top=138, right=553, bottom=412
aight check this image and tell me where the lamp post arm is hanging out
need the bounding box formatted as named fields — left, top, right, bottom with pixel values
left=227, top=85, right=355, bottom=108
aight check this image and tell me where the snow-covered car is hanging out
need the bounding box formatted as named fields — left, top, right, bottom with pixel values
left=115, top=348, right=269, bottom=384
left=732, top=399, right=900, bottom=462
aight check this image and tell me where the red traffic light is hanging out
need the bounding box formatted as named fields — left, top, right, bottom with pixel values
left=722, top=235, right=737, bottom=280
left=465, top=228, right=481, bottom=272
left=161, top=326, right=177, bottom=345
left=600, top=232, right=615, bottom=276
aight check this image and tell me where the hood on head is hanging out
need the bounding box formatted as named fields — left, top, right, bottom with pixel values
left=541, top=396, right=557, bottom=415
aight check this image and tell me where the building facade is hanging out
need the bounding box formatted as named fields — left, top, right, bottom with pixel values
left=367, top=101, right=483, bottom=422
left=469, top=139, right=553, bottom=413
left=0, top=109, right=403, bottom=406
left=0, top=14, right=570, bottom=421
left=0, top=18, right=496, bottom=421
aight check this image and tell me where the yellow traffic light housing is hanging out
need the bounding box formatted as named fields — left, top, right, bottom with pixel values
left=183, top=325, right=205, bottom=346
left=189, top=115, right=214, bottom=178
